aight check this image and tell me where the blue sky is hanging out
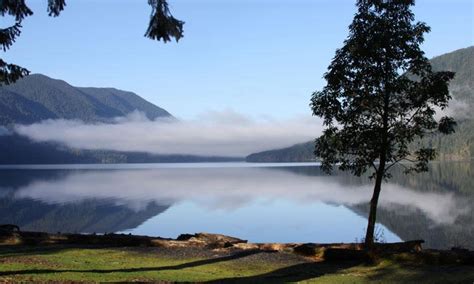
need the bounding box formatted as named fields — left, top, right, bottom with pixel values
left=4, top=0, right=473, bottom=119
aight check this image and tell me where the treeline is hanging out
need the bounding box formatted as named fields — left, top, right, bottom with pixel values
left=0, top=135, right=243, bottom=164
left=246, top=142, right=316, bottom=162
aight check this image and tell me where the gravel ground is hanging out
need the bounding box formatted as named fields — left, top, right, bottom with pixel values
left=118, top=246, right=311, bottom=266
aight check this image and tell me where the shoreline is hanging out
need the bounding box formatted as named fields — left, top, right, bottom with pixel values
left=2, top=230, right=473, bottom=264
left=2, top=230, right=474, bottom=282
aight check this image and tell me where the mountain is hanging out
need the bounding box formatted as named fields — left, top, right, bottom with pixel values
left=247, top=46, right=474, bottom=162
left=77, top=87, right=171, bottom=120
left=430, top=46, right=473, bottom=103
left=0, top=74, right=241, bottom=164
left=425, top=47, right=474, bottom=160
left=246, top=142, right=316, bottom=163
left=0, top=74, right=171, bottom=125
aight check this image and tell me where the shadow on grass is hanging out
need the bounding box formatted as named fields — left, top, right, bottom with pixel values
left=0, top=249, right=266, bottom=275
left=3, top=245, right=474, bottom=283
left=0, top=245, right=75, bottom=257
left=366, top=261, right=474, bottom=284
left=13, top=246, right=466, bottom=283
left=7, top=247, right=459, bottom=283
left=212, top=259, right=474, bottom=283
left=0, top=246, right=366, bottom=282
left=207, top=260, right=362, bottom=283
left=0, top=245, right=114, bottom=258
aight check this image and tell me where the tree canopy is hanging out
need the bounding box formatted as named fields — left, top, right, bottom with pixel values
left=0, top=0, right=184, bottom=85
left=310, top=0, right=456, bottom=246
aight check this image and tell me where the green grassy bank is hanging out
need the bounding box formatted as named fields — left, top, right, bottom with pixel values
left=1, top=245, right=474, bottom=283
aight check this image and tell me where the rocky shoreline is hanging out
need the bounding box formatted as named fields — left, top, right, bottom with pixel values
left=1, top=230, right=473, bottom=265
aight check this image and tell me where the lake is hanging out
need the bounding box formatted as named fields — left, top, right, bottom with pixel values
left=0, top=162, right=472, bottom=249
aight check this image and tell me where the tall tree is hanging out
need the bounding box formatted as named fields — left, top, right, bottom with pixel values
left=310, top=0, right=456, bottom=247
left=1, top=0, right=183, bottom=85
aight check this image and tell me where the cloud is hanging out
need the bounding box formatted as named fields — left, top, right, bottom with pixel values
left=14, top=110, right=323, bottom=157
left=434, top=97, right=472, bottom=120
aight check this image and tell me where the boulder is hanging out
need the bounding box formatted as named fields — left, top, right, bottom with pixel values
left=176, top=233, right=247, bottom=248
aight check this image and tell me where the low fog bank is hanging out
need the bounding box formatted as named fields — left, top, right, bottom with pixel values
left=434, top=97, right=472, bottom=121
left=14, top=110, right=323, bottom=157
left=12, top=96, right=468, bottom=157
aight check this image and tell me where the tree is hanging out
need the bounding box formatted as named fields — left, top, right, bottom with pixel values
left=310, top=0, right=456, bottom=247
left=1, top=0, right=183, bottom=85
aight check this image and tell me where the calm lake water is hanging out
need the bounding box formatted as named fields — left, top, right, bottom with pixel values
left=1, top=162, right=473, bottom=249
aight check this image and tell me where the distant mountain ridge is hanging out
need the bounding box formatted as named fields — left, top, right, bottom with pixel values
left=0, top=74, right=242, bottom=164
left=246, top=142, right=316, bottom=163
left=247, top=46, right=474, bottom=162
left=0, top=74, right=171, bottom=125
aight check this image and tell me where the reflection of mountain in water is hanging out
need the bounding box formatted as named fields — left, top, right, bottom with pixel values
left=0, top=170, right=170, bottom=234
left=351, top=203, right=474, bottom=250
left=0, top=196, right=169, bottom=234
left=283, top=162, right=474, bottom=250
left=349, top=162, right=474, bottom=249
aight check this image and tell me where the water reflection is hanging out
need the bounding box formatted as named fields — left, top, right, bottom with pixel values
left=0, top=162, right=472, bottom=248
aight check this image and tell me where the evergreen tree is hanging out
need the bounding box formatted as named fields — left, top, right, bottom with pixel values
left=1, top=0, right=183, bottom=85
left=310, top=0, right=456, bottom=247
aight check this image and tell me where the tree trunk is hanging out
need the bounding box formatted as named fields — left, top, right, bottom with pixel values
left=365, top=170, right=384, bottom=248
left=364, top=56, right=391, bottom=248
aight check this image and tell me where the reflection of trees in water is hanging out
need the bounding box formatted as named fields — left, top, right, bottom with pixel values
left=390, top=162, right=474, bottom=195
left=276, top=161, right=474, bottom=195
left=274, top=162, right=474, bottom=250
left=351, top=203, right=474, bottom=250
left=273, top=165, right=367, bottom=186
left=0, top=169, right=71, bottom=189
left=371, top=162, right=474, bottom=249
left=0, top=170, right=170, bottom=234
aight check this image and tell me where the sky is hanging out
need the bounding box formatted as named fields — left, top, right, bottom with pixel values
left=3, top=0, right=474, bottom=120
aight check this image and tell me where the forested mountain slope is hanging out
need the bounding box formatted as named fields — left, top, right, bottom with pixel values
left=247, top=47, right=474, bottom=162
left=0, top=74, right=171, bottom=125
left=0, top=74, right=241, bottom=163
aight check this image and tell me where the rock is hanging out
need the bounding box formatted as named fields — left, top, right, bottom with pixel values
left=232, top=243, right=260, bottom=250
left=176, top=233, right=247, bottom=248
left=151, top=239, right=190, bottom=248
left=258, top=243, right=294, bottom=252
left=293, top=243, right=361, bottom=258
left=294, top=243, right=326, bottom=257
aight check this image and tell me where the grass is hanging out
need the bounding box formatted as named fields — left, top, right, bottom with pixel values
left=1, top=245, right=473, bottom=283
